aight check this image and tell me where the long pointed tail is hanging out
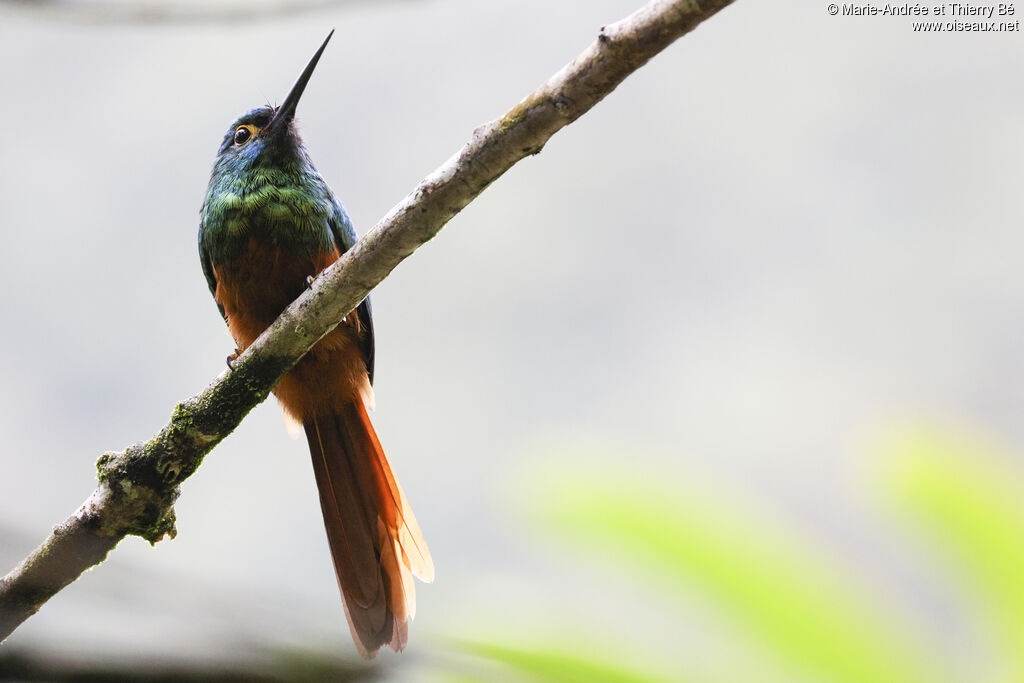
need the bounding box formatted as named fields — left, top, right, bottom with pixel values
left=305, top=402, right=434, bottom=658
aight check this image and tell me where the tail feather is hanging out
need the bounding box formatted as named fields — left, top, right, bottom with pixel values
left=305, top=403, right=432, bottom=658
left=307, top=417, right=383, bottom=613
left=343, top=401, right=435, bottom=583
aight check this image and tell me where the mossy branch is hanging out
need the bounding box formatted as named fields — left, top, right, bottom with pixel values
left=0, top=0, right=735, bottom=643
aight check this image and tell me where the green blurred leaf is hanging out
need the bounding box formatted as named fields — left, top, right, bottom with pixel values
left=883, top=428, right=1024, bottom=680
left=533, top=461, right=937, bottom=683
left=455, top=640, right=671, bottom=683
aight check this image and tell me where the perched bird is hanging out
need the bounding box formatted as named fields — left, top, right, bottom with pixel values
left=198, top=32, right=433, bottom=658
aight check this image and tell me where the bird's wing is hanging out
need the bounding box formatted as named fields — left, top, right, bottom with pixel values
left=329, top=204, right=375, bottom=385
left=199, top=230, right=227, bottom=321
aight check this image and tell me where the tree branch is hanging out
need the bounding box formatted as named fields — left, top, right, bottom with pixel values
left=0, top=0, right=735, bottom=643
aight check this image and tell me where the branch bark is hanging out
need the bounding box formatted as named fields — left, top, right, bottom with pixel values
left=0, top=0, right=735, bottom=643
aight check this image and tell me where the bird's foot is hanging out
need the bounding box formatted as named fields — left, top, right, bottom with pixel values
left=226, top=348, right=241, bottom=370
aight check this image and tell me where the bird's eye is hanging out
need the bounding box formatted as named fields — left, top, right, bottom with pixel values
left=233, top=125, right=256, bottom=146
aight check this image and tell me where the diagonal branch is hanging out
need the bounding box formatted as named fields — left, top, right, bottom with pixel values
left=0, top=0, right=735, bottom=643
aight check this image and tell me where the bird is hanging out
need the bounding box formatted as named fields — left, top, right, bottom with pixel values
left=197, top=31, right=433, bottom=658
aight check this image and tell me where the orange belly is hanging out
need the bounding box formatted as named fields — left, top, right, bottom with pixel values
left=212, top=237, right=370, bottom=419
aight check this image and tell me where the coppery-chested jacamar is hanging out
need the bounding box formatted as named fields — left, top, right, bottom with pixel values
left=197, top=31, right=433, bottom=658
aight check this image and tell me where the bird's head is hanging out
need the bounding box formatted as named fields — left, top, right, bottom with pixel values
left=211, top=30, right=333, bottom=178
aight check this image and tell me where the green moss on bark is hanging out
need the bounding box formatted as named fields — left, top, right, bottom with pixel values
left=94, top=351, right=294, bottom=544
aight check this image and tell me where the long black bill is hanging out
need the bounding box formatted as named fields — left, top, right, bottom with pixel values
left=268, top=30, right=334, bottom=133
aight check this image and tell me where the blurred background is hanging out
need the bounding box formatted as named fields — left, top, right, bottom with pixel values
left=1, top=0, right=1023, bottom=680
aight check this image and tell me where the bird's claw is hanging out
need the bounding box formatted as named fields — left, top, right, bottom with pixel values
left=226, top=348, right=241, bottom=370
left=305, top=275, right=315, bottom=289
